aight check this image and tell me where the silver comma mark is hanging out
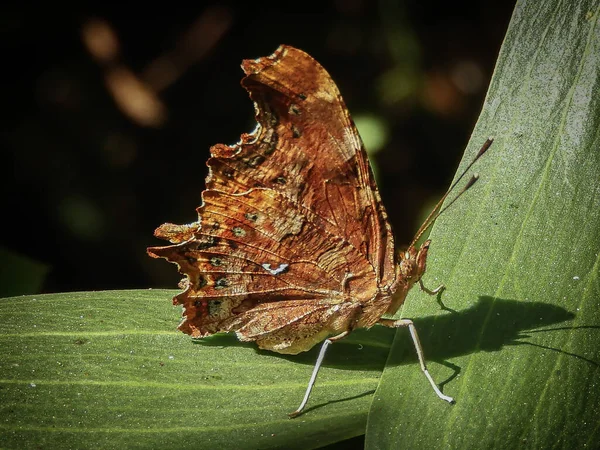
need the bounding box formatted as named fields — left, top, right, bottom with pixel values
left=262, top=263, right=289, bottom=275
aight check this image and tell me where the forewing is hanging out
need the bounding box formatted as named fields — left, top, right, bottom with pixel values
left=209, top=45, right=396, bottom=288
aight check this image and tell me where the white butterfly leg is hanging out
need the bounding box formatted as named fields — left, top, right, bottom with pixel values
left=289, top=303, right=363, bottom=418
left=419, top=279, right=444, bottom=295
left=378, top=318, right=454, bottom=403
left=288, top=330, right=351, bottom=418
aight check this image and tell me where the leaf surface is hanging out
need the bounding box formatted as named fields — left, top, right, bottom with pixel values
left=0, top=290, right=389, bottom=449
left=367, top=1, right=600, bottom=448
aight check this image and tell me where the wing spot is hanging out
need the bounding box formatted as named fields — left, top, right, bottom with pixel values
left=245, top=212, right=259, bottom=222
left=210, top=257, right=223, bottom=267
left=214, top=277, right=230, bottom=289
left=289, top=104, right=300, bottom=115
left=274, top=176, right=287, bottom=185
left=208, top=300, right=223, bottom=316
left=291, top=125, right=301, bottom=138
left=232, top=226, right=247, bottom=237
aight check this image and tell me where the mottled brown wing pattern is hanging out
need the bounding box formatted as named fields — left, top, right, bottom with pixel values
left=148, top=45, right=397, bottom=354
left=208, top=46, right=396, bottom=288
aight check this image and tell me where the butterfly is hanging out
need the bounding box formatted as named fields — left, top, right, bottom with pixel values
left=147, top=45, right=491, bottom=417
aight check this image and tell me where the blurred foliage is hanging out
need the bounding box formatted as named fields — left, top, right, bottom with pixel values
left=0, top=248, right=49, bottom=297
left=1, top=1, right=513, bottom=295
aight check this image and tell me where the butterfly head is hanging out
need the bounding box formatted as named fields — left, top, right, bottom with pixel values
left=385, top=239, right=431, bottom=316
left=397, top=239, right=430, bottom=286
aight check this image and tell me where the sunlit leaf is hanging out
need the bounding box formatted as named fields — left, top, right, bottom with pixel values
left=0, top=290, right=389, bottom=449
left=367, top=0, right=600, bottom=448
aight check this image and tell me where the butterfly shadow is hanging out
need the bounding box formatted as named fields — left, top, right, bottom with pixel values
left=192, top=295, right=597, bottom=414
left=392, top=295, right=592, bottom=367
left=194, top=296, right=591, bottom=373
left=294, top=295, right=594, bottom=415
left=287, top=295, right=590, bottom=371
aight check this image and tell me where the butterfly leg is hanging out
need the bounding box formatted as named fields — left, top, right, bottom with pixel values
left=378, top=318, right=454, bottom=403
left=419, top=279, right=445, bottom=295
left=288, top=305, right=362, bottom=418
left=288, top=332, right=347, bottom=418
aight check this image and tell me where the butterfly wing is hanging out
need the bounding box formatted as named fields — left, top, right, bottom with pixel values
left=148, top=45, right=397, bottom=352
left=215, top=45, right=396, bottom=288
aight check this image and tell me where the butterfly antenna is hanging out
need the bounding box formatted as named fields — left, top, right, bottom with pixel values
left=410, top=138, right=493, bottom=247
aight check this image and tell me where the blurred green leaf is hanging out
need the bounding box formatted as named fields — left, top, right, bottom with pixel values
left=367, top=0, right=600, bottom=448
left=0, top=290, right=390, bottom=449
left=0, top=247, right=49, bottom=297
left=354, top=114, right=390, bottom=155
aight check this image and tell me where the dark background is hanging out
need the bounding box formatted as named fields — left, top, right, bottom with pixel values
left=1, top=1, right=514, bottom=296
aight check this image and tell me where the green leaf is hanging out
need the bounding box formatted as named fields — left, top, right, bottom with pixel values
left=0, top=247, right=49, bottom=297
left=367, top=0, right=600, bottom=448
left=0, top=290, right=390, bottom=449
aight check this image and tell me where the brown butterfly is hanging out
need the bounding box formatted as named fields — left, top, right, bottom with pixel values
left=147, top=45, right=491, bottom=417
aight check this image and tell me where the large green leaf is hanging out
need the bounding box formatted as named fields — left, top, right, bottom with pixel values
left=0, top=290, right=390, bottom=449
left=367, top=0, right=600, bottom=448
